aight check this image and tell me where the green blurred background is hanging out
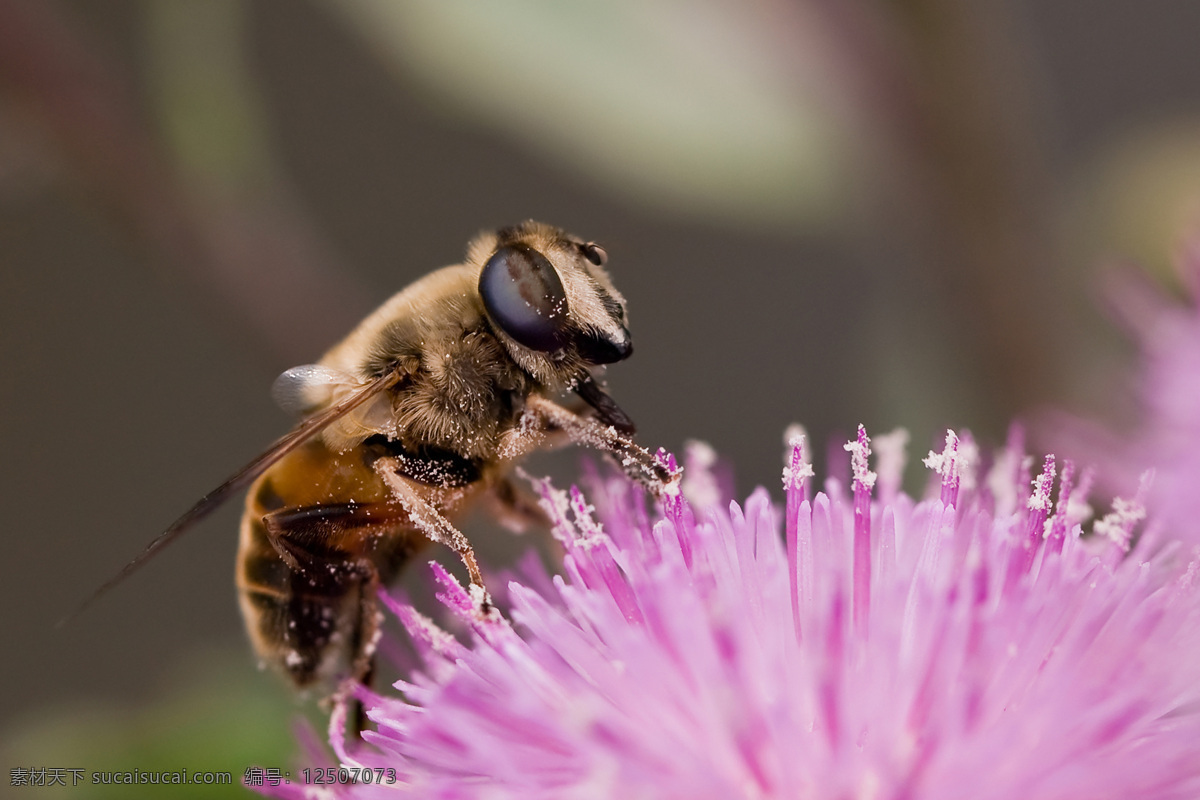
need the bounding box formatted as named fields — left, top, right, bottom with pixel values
left=3, top=1, right=1200, bottom=796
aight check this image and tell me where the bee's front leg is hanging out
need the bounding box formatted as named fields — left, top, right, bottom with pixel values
left=518, top=394, right=682, bottom=497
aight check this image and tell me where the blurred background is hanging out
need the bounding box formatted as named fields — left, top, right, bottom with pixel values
left=3, top=0, right=1200, bottom=795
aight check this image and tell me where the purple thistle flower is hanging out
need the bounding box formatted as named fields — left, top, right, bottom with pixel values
left=255, top=429, right=1200, bottom=799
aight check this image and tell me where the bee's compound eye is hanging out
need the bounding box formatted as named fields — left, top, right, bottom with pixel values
left=582, top=242, right=607, bottom=266
left=479, top=244, right=571, bottom=352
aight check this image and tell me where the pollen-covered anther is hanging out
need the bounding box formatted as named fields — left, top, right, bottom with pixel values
left=924, top=428, right=975, bottom=506
left=782, top=425, right=815, bottom=493
left=1027, top=455, right=1056, bottom=513
left=923, top=429, right=960, bottom=484
left=1094, top=496, right=1147, bottom=552
left=845, top=424, right=877, bottom=490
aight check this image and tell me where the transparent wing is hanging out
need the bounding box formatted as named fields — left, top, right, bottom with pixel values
left=59, top=367, right=405, bottom=627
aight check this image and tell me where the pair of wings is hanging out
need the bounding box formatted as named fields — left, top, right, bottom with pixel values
left=60, top=366, right=403, bottom=626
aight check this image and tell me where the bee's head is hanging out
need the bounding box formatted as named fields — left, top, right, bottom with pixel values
left=471, top=221, right=633, bottom=385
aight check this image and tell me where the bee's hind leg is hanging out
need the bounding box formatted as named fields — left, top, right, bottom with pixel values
left=259, top=503, right=421, bottom=699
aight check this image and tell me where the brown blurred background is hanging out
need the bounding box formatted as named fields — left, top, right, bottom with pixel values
left=3, top=0, right=1200, bottom=784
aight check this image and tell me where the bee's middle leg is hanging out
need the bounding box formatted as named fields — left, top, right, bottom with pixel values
left=372, top=458, right=489, bottom=606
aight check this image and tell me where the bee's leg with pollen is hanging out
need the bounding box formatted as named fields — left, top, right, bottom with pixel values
left=519, top=394, right=683, bottom=497
left=372, top=459, right=491, bottom=611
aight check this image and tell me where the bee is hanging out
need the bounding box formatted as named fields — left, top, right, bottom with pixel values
left=72, top=220, right=679, bottom=694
